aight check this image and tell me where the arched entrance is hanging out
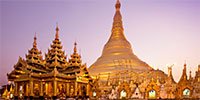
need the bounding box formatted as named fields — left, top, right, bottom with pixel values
left=118, top=82, right=131, bottom=99
left=120, top=90, right=127, bottom=99
left=93, top=91, right=96, bottom=97
left=148, top=90, right=156, bottom=99
left=183, top=88, right=190, bottom=97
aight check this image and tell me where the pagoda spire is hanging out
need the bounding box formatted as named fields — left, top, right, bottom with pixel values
left=183, top=63, right=187, bottom=80
left=167, top=65, right=175, bottom=83
left=179, top=63, right=188, bottom=83
left=26, top=34, right=44, bottom=69
left=55, top=23, right=59, bottom=40
left=45, top=25, right=67, bottom=71
left=68, top=42, right=82, bottom=66
left=109, top=0, right=125, bottom=40
left=168, top=66, right=172, bottom=77
left=116, top=0, right=121, bottom=10
left=198, top=65, right=200, bottom=72
left=33, top=33, right=37, bottom=48
left=74, top=42, right=77, bottom=54
left=189, top=70, right=193, bottom=81
left=89, top=0, right=152, bottom=76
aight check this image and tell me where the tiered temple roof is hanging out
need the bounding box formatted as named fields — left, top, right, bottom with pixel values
left=26, top=34, right=46, bottom=73
left=7, top=25, right=92, bottom=82
left=45, top=25, right=68, bottom=71
left=7, top=57, right=28, bottom=81
left=194, top=65, right=200, bottom=83
left=166, top=66, right=176, bottom=83
left=62, top=42, right=92, bottom=82
left=178, top=63, right=189, bottom=84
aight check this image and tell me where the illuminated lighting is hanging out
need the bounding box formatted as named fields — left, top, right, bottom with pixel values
left=183, top=89, right=190, bottom=96
left=93, top=91, right=96, bottom=97
left=149, top=90, right=156, bottom=99
left=120, top=90, right=126, bottom=98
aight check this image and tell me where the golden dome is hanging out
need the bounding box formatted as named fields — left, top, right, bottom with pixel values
left=89, top=0, right=152, bottom=76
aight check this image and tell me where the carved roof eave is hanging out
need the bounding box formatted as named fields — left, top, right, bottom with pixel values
left=31, top=71, right=76, bottom=79
left=27, top=66, right=47, bottom=73
left=76, top=76, right=90, bottom=83
left=14, top=57, right=27, bottom=69
left=8, top=58, right=29, bottom=79
left=81, top=64, right=90, bottom=72
left=7, top=74, right=19, bottom=81
left=39, top=73, right=76, bottom=79
left=8, top=74, right=29, bottom=81
left=63, top=71, right=78, bottom=74
left=51, top=44, right=62, bottom=49
left=26, top=59, right=45, bottom=66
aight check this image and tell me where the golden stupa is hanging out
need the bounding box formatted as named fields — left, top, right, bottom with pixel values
left=89, top=0, right=153, bottom=76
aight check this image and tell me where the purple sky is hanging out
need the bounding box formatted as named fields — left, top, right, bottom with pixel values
left=1, top=0, right=200, bottom=86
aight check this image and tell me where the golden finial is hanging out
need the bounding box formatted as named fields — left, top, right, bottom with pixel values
left=184, top=60, right=187, bottom=68
left=115, top=0, right=121, bottom=10
left=74, top=42, right=77, bottom=53
left=33, top=32, right=37, bottom=48
left=198, top=65, right=200, bottom=71
left=55, top=23, right=59, bottom=39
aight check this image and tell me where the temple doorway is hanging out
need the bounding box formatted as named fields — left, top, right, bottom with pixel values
left=183, top=88, right=190, bottom=97
left=148, top=90, right=156, bottom=99
left=120, top=90, right=127, bottom=99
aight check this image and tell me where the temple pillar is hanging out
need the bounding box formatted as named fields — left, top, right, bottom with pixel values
left=87, top=84, right=90, bottom=96
left=66, top=82, right=69, bottom=96
left=75, top=82, right=77, bottom=96
left=14, top=82, right=18, bottom=96
left=78, top=83, right=82, bottom=96
left=40, top=81, right=43, bottom=96
left=30, top=79, right=34, bottom=96
left=53, top=80, right=57, bottom=96
left=25, top=82, right=29, bottom=96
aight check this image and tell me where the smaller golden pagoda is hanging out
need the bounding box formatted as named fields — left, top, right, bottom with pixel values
left=7, top=25, right=92, bottom=99
left=162, top=66, right=177, bottom=99
left=191, top=65, right=200, bottom=98
left=176, top=63, right=193, bottom=99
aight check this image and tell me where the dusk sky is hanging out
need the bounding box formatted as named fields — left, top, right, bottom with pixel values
left=1, top=0, right=200, bottom=86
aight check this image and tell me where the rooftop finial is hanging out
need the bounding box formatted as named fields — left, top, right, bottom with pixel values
left=184, top=61, right=187, bottom=68
left=168, top=66, right=172, bottom=77
left=74, top=42, right=77, bottom=53
left=115, top=0, right=121, bottom=10
left=56, top=23, right=59, bottom=39
left=33, top=32, right=37, bottom=48
left=198, top=65, right=200, bottom=71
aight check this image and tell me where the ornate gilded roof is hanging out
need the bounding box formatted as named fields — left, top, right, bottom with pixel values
left=178, top=63, right=189, bottom=84
left=25, top=34, right=46, bottom=73
left=166, top=66, right=176, bottom=84
left=68, top=42, right=82, bottom=67
left=7, top=57, right=28, bottom=80
left=45, top=25, right=68, bottom=71
left=194, top=65, right=200, bottom=83
left=8, top=26, right=92, bottom=83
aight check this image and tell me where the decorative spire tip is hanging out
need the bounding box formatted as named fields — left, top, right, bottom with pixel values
left=115, top=0, right=121, bottom=10
left=55, top=23, right=59, bottom=39
left=33, top=33, right=37, bottom=48
left=74, top=42, right=77, bottom=53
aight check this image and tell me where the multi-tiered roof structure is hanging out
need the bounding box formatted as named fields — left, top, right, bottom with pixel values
left=7, top=26, right=92, bottom=99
